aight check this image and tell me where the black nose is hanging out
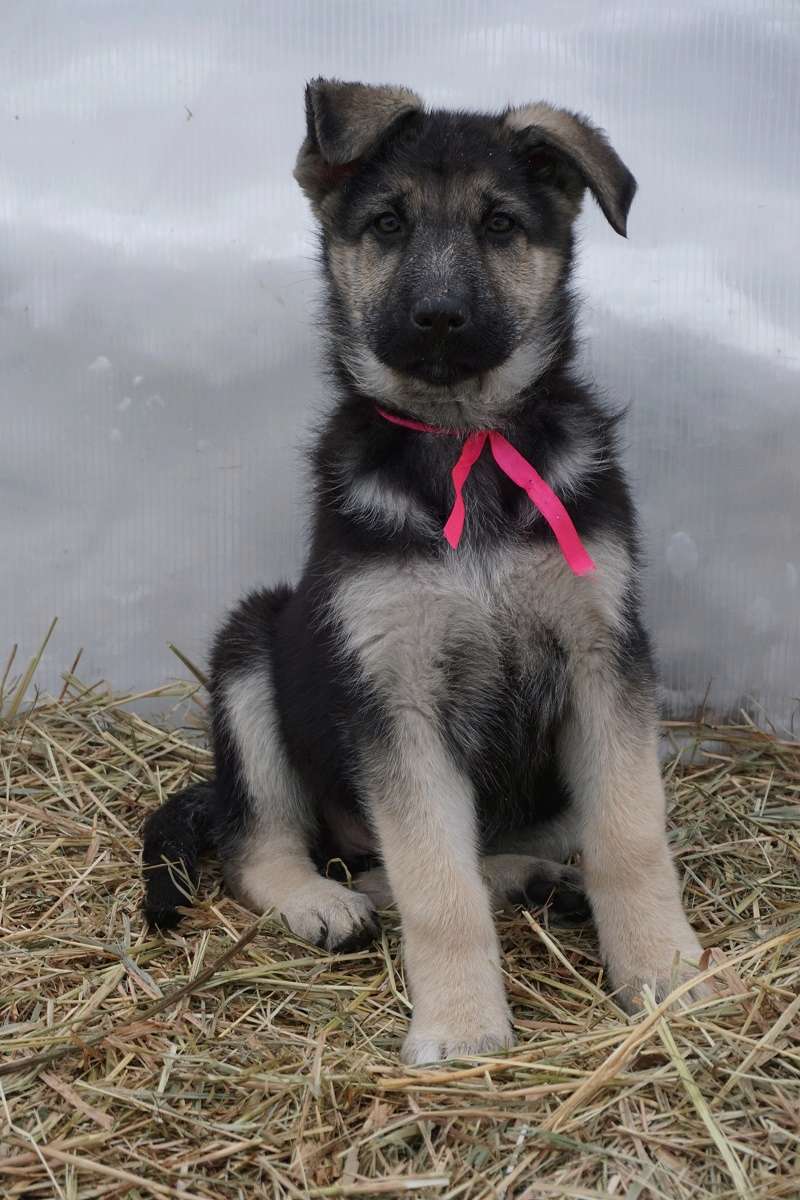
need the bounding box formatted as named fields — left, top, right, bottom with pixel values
left=411, top=297, right=470, bottom=337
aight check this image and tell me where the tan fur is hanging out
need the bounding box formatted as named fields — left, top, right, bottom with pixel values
left=332, top=564, right=514, bottom=1063
left=295, top=81, right=422, bottom=215
left=355, top=855, right=583, bottom=912
left=329, top=540, right=593, bottom=1058
left=508, top=544, right=708, bottom=1006
left=331, top=531, right=706, bottom=1050
left=326, top=170, right=567, bottom=425
left=328, top=239, right=399, bottom=332
left=558, top=680, right=708, bottom=1008
left=489, top=810, right=580, bottom=860
left=492, top=242, right=563, bottom=330
left=223, top=670, right=378, bottom=947
left=267, top=83, right=690, bottom=1058
left=504, top=102, right=633, bottom=235
left=488, top=540, right=707, bottom=1010
left=342, top=337, right=556, bottom=428
left=363, top=731, right=513, bottom=1065
left=310, top=81, right=422, bottom=165
left=479, top=856, right=582, bottom=909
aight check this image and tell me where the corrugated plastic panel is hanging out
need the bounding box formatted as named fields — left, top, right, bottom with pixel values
left=2, top=1, right=798, bottom=727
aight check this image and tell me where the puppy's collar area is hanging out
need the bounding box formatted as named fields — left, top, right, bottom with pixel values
left=375, top=406, right=595, bottom=576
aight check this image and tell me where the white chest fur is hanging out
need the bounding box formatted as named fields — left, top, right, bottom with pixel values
left=330, top=535, right=631, bottom=702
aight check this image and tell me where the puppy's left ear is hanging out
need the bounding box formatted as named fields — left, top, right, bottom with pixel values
left=504, top=103, right=636, bottom=236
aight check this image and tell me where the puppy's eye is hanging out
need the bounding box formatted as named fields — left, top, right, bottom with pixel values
left=484, top=211, right=517, bottom=237
left=373, top=212, right=404, bottom=238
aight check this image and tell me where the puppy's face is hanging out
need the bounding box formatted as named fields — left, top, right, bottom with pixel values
left=296, top=82, right=635, bottom=425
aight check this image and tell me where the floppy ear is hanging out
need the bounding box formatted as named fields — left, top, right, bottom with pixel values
left=294, top=78, right=423, bottom=210
left=504, top=103, right=636, bottom=236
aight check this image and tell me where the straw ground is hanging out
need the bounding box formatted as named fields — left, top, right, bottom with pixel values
left=1, top=648, right=798, bottom=1198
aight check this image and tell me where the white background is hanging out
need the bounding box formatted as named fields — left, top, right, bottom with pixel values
left=2, top=1, right=798, bottom=728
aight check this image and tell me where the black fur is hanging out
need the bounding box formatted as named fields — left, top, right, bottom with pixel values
left=141, top=783, right=215, bottom=929
left=507, top=870, right=592, bottom=926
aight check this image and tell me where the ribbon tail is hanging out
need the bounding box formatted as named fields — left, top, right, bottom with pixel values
left=442, top=432, right=488, bottom=548
left=489, top=433, right=596, bottom=576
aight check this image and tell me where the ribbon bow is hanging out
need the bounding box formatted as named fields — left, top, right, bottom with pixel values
left=376, top=406, right=595, bottom=577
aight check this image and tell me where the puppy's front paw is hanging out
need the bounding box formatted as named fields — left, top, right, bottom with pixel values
left=400, top=996, right=514, bottom=1066
left=279, top=879, right=380, bottom=952
left=400, top=1017, right=513, bottom=1065
left=608, top=927, right=712, bottom=1012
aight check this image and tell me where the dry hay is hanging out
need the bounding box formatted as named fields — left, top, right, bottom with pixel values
left=1, top=650, right=799, bottom=1199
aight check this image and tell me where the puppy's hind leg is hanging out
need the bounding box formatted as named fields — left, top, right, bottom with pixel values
left=216, top=630, right=378, bottom=953
left=488, top=807, right=581, bottom=863
left=356, top=853, right=590, bottom=924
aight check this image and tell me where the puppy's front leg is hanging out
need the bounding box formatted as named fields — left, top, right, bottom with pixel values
left=559, top=663, right=708, bottom=1010
left=362, top=713, right=513, bottom=1065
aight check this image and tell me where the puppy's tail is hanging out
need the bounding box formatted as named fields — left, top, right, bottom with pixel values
left=142, top=782, right=215, bottom=929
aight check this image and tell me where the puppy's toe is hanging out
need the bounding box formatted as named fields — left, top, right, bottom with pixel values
left=400, top=980, right=514, bottom=1066
left=500, top=860, right=591, bottom=926
left=526, top=864, right=591, bottom=925
left=401, top=1022, right=515, bottom=1066
left=616, top=968, right=715, bottom=1012
left=609, top=932, right=713, bottom=1012
left=279, top=879, right=380, bottom=952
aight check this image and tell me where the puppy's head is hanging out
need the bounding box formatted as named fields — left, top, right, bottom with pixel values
left=296, top=79, right=635, bottom=425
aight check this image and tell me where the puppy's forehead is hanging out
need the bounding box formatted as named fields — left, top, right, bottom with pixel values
left=379, top=167, right=509, bottom=220
left=353, top=113, right=524, bottom=219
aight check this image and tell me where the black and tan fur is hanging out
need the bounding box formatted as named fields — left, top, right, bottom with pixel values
left=142, top=80, right=708, bottom=1064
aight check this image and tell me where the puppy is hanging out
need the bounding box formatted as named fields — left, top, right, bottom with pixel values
left=143, top=79, right=708, bottom=1064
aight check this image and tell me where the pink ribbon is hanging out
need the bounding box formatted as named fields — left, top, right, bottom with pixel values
left=376, top=406, right=595, bottom=577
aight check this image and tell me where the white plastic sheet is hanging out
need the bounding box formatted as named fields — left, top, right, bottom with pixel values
left=2, top=1, right=798, bottom=728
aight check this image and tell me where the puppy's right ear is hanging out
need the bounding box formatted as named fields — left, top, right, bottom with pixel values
left=294, top=78, right=423, bottom=211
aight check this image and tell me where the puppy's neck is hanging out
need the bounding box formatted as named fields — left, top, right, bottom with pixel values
left=312, top=364, right=617, bottom=556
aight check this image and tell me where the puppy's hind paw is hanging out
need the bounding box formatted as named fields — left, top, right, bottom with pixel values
left=517, top=863, right=591, bottom=926
left=279, top=879, right=380, bottom=952
left=483, top=855, right=591, bottom=925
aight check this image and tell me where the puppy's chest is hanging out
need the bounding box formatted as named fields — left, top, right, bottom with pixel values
left=335, top=545, right=584, bottom=702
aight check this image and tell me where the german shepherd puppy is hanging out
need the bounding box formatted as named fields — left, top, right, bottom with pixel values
left=143, top=79, right=709, bottom=1064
